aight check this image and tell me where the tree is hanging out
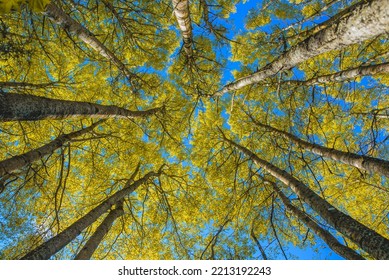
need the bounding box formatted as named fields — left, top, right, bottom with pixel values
left=1, top=0, right=388, bottom=260
left=220, top=131, right=389, bottom=259
left=74, top=201, right=124, bottom=260
left=0, top=92, right=163, bottom=121
left=0, top=119, right=105, bottom=184
left=172, top=0, right=194, bottom=58
left=246, top=114, right=389, bottom=177
left=21, top=168, right=163, bottom=260
left=216, top=0, right=389, bottom=95
left=258, top=175, right=364, bottom=260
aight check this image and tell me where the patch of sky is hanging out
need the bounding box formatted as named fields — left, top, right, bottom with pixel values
left=221, top=109, right=231, bottom=129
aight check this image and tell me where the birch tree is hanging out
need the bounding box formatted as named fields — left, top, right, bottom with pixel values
left=0, top=119, right=104, bottom=181
left=220, top=130, right=389, bottom=260
left=74, top=201, right=124, bottom=260
left=21, top=168, right=163, bottom=260
left=216, top=0, right=389, bottom=96
left=172, top=0, right=194, bottom=58
left=259, top=176, right=364, bottom=260
left=247, top=115, right=389, bottom=177
left=44, top=2, right=139, bottom=88
left=0, top=92, right=163, bottom=121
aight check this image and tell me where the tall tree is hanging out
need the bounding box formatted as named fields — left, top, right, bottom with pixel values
left=0, top=119, right=104, bottom=180
left=74, top=201, right=124, bottom=260
left=44, top=2, right=139, bottom=88
left=0, top=92, right=163, bottom=121
left=258, top=175, right=364, bottom=260
left=172, top=0, right=194, bottom=57
left=247, top=114, right=389, bottom=177
left=215, top=0, right=389, bottom=95
left=21, top=167, right=163, bottom=260
left=220, top=130, right=389, bottom=260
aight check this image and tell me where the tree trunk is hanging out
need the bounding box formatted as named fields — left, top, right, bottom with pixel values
left=215, top=0, right=389, bottom=96
left=0, top=92, right=162, bottom=121
left=0, top=120, right=104, bottom=180
left=74, top=201, right=124, bottom=260
left=44, top=3, right=137, bottom=86
left=172, top=0, right=193, bottom=57
left=222, top=135, right=389, bottom=259
left=261, top=176, right=364, bottom=260
left=21, top=169, right=161, bottom=260
left=250, top=117, right=389, bottom=178
left=285, top=62, right=389, bottom=86
left=0, top=81, right=59, bottom=88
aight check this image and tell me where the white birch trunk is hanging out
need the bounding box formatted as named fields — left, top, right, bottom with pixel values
left=263, top=178, right=364, bottom=260
left=172, top=0, right=193, bottom=57
left=215, top=0, right=389, bottom=96
left=0, top=120, right=104, bottom=179
left=44, top=3, right=137, bottom=85
left=21, top=170, right=160, bottom=260
left=251, top=119, right=389, bottom=178
left=74, top=202, right=124, bottom=260
left=223, top=135, right=389, bottom=259
left=286, top=62, right=389, bottom=86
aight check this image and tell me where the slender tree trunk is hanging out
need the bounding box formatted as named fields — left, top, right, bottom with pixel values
left=0, top=81, right=59, bottom=88
left=0, top=92, right=162, bottom=121
left=250, top=227, right=268, bottom=260
left=74, top=201, right=124, bottom=260
left=221, top=134, right=389, bottom=259
left=21, top=169, right=161, bottom=260
left=0, top=120, right=104, bottom=180
left=172, top=0, right=193, bottom=57
left=285, top=62, right=389, bottom=86
left=261, top=177, right=364, bottom=260
left=249, top=117, right=389, bottom=177
left=215, top=0, right=389, bottom=96
left=44, top=3, right=137, bottom=85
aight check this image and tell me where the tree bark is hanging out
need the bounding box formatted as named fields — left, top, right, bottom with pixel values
left=44, top=3, right=137, bottom=86
left=0, top=81, right=59, bottom=88
left=221, top=134, right=389, bottom=259
left=285, top=62, right=389, bottom=86
left=172, top=0, right=193, bottom=57
left=215, top=0, right=389, bottom=96
left=0, top=120, right=104, bottom=179
left=74, top=201, right=124, bottom=260
left=250, top=117, right=389, bottom=178
left=21, top=169, right=161, bottom=260
left=261, top=177, right=364, bottom=260
left=0, top=92, right=162, bottom=121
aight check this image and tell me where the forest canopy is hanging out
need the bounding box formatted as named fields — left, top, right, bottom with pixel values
left=0, top=0, right=388, bottom=260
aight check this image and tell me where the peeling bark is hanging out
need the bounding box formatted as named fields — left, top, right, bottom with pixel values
left=262, top=177, right=364, bottom=260
left=0, top=120, right=104, bottom=180
left=74, top=202, right=124, bottom=260
left=172, top=0, right=193, bottom=57
left=21, top=170, right=161, bottom=260
left=215, top=0, right=389, bottom=96
left=0, top=92, right=162, bottom=121
left=44, top=3, right=137, bottom=86
left=222, top=135, right=389, bottom=259
left=250, top=118, right=389, bottom=178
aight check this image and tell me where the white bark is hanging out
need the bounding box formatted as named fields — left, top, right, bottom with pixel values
left=172, top=0, right=193, bottom=57
left=44, top=3, right=137, bottom=86
left=215, top=0, right=389, bottom=96
left=250, top=118, right=389, bottom=177
left=21, top=170, right=161, bottom=260
left=286, top=62, right=389, bottom=86
left=222, top=134, right=389, bottom=259
left=0, top=120, right=104, bottom=179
